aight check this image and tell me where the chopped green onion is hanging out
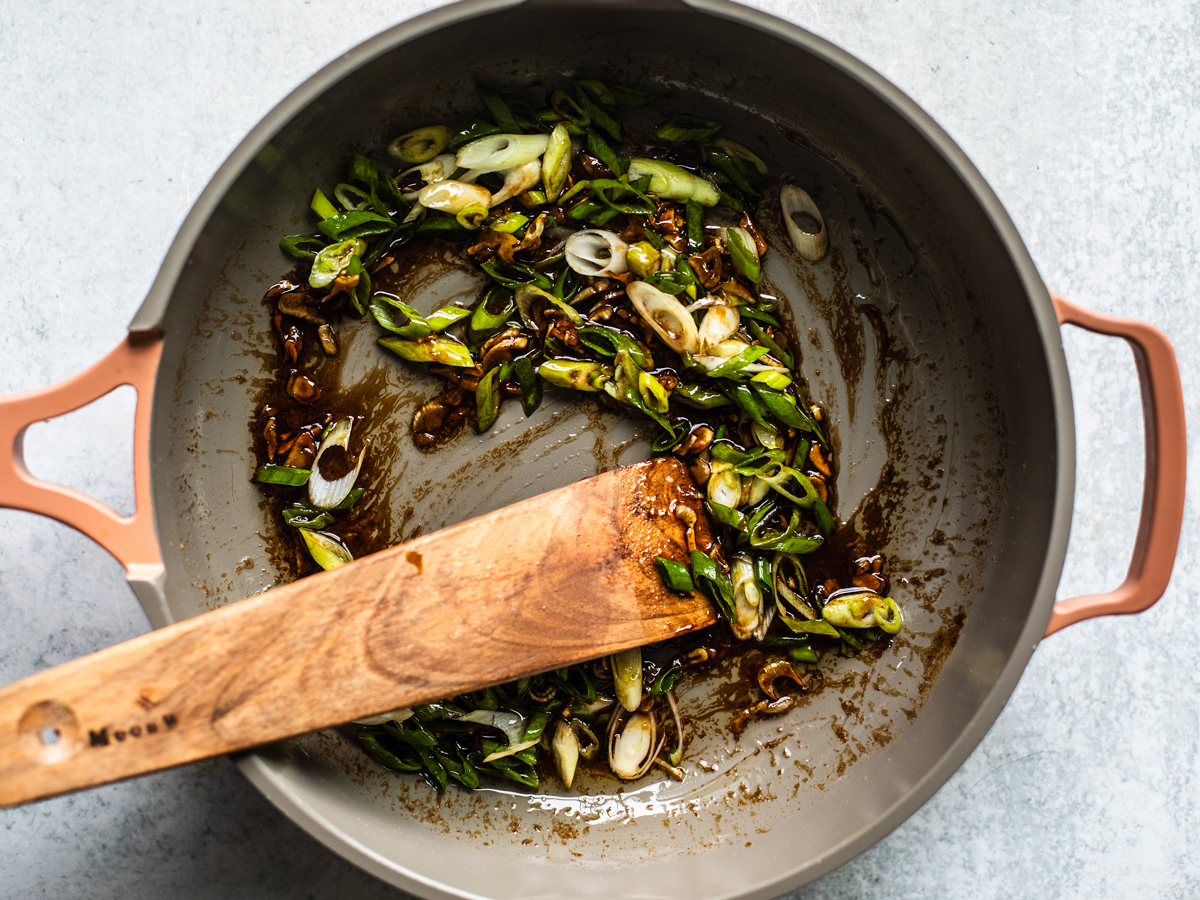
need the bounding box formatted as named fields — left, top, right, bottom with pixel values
left=707, top=149, right=759, bottom=199
left=255, top=464, right=311, bottom=486
left=476, top=367, right=502, bottom=433
left=379, top=335, right=474, bottom=367
left=310, top=188, right=338, bottom=221
left=574, top=83, right=620, bottom=141
left=489, top=212, right=529, bottom=234
left=779, top=617, right=840, bottom=637
left=725, top=227, right=761, bottom=283
left=279, top=234, right=326, bottom=260
left=357, top=733, right=422, bottom=772
left=469, top=285, right=516, bottom=343
left=537, top=359, right=612, bottom=392
left=456, top=204, right=489, bottom=229
left=479, top=87, right=523, bottom=134
left=513, top=357, right=542, bottom=416
left=417, top=216, right=473, bottom=239
left=752, top=385, right=825, bottom=442
left=704, top=345, right=771, bottom=380
left=334, top=488, right=365, bottom=510
left=282, top=505, right=336, bottom=530
left=656, top=114, right=723, bottom=143
left=309, top=238, right=366, bottom=289
left=558, top=179, right=590, bottom=206
left=576, top=325, right=650, bottom=367
left=746, top=319, right=793, bottom=367
left=300, top=528, right=353, bottom=570
left=685, top=199, right=705, bottom=253
left=347, top=153, right=408, bottom=213
left=709, top=136, right=768, bottom=175
left=448, top=116, right=501, bottom=150
left=589, top=178, right=654, bottom=215
left=736, top=304, right=780, bottom=325
left=577, top=80, right=616, bottom=107
left=586, top=130, right=628, bottom=177
left=346, top=255, right=370, bottom=316
left=481, top=259, right=554, bottom=291
left=654, top=557, right=695, bottom=593
left=689, top=550, right=736, bottom=622
left=426, top=307, right=471, bottom=331
left=550, top=88, right=590, bottom=126
left=371, top=295, right=431, bottom=339
left=317, top=210, right=395, bottom=242
left=334, top=183, right=371, bottom=211
left=387, top=125, right=452, bottom=164
left=674, top=382, right=733, bottom=409
left=626, top=158, right=719, bottom=206
left=609, top=84, right=657, bottom=107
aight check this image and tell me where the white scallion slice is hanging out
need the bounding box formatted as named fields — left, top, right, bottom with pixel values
left=609, top=712, right=654, bottom=779
left=707, top=462, right=742, bottom=508
left=626, top=281, right=701, bottom=355
left=781, top=185, right=827, bottom=261
left=542, top=124, right=572, bottom=201
left=354, top=707, right=414, bottom=726
left=709, top=136, right=768, bottom=175
left=565, top=229, right=629, bottom=277
left=697, top=305, right=740, bottom=351
left=455, top=133, right=549, bottom=173
left=418, top=180, right=493, bottom=214
left=611, top=647, right=643, bottom=712
left=515, top=285, right=583, bottom=328
left=309, top=417, right=366, bottom=510
left=626, top=158, right=719, bottom=206
left=730, top=553, right=773, bottom=641
left=489, top=159, right=542, bottom=207
left=398, top=153, right=457, bottom=200
left=299, top=529, right=353, bottom=570
left=552, top=720, right=581, bottom=788
left=481, top=737, right=542, bottom=763
left=459, top=709, right=526, bottom=745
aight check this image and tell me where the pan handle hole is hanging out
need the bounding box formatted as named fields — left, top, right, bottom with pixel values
left=22, top=384, right=136, bottom=517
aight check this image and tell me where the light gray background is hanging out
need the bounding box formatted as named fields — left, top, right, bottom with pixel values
left=1, top=0, right=1195, bottom=897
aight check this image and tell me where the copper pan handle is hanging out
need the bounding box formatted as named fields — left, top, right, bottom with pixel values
left=0, top=335, right=164, bottom=581
left=1045, top=293, right=1186, bottom=636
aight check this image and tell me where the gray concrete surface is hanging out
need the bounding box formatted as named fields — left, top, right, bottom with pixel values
left=1, top=0, right=1196, bottom=897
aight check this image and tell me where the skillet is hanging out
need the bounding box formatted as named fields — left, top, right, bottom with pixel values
left=0, top=1, right=1185, bottom=897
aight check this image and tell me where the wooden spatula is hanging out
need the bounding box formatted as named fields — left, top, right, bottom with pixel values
left=0, top=457, right=716, bottom=807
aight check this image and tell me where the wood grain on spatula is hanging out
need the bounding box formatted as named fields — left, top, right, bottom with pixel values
left=0, top=457, right=716, bottom=807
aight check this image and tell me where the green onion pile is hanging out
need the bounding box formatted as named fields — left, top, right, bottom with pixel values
left=254, top=80, right=903, bottom=793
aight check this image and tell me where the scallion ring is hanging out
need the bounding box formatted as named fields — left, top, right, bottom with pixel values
left=456, top=204, right=489, bottom=229
left=308, top=417, right=366, bottom=511
left=781, top=184, right=828, bottom=261
left=388, top=125, right=453, bottom=164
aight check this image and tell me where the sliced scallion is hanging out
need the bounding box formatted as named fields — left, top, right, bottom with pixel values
left=300, top=529, right=354, bottom=570
left=255, top=464, right=311, bottom=486
left=379, top=335, right=474, bottom=367
left=310, top=188, right=338, bottom=220
left=656, top=114, right=723, bottom=143
left=476, top=367, right=501, bottom=433
left=388, top=125, right=453, bottom=164
left=654, top=557, right=695, bottom=593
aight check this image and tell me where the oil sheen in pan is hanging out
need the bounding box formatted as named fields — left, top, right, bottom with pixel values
left=233, top=140, right=999, bottom=857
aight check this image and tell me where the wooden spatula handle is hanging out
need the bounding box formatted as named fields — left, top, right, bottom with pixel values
left=0, top=459, right=715, bottom=807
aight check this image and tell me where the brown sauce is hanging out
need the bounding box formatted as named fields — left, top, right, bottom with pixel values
left=241, top=161, right=973, bottom=832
